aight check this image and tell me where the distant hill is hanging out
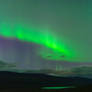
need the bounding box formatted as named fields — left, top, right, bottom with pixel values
left=0, top=60, right=91, bottom=79
left=36, top=66, right=92, bottom=78
left=70, top=66, right=92, bottom=78
left=0, top=60, right=16, bottom=69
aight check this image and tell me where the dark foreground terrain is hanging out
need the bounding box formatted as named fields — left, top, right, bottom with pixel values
left=0, top=71, right=92, bottom=92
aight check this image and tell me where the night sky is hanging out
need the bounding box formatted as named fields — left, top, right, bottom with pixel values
left=0, top=0, right=92, bottom=71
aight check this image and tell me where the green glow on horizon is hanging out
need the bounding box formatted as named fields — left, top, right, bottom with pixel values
left=0, top=22, right=77, bottom=61
left=42, top=86, right=75, bottom=89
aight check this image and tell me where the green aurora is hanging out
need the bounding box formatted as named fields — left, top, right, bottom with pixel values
left=0, top=22, right=77, bottom=61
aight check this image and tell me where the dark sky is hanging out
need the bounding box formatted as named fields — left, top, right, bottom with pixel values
left=0, top=0, right=92, bottom=71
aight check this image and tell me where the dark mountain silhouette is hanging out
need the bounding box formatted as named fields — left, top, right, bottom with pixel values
left=0, top=71, right=92, bottom=89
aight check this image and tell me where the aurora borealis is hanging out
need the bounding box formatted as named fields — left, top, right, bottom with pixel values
left=0, top=0, right=92, bottom=72
left=0, top=22, right=76, bottom=61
